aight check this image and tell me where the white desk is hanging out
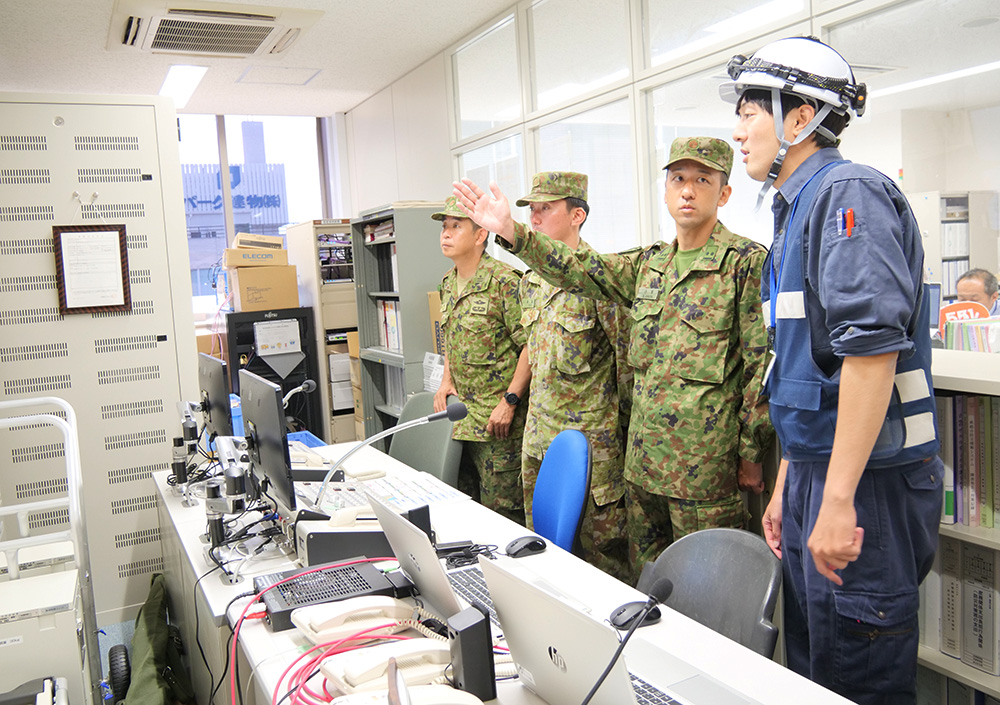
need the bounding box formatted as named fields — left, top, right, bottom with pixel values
left=156, top=443, right=853, bottom=705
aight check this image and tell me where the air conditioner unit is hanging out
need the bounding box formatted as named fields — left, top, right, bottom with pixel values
left=107, top=0, right=322, bottom=57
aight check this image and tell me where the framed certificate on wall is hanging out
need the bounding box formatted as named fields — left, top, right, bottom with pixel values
left=52, top=224, right=132, bottom=315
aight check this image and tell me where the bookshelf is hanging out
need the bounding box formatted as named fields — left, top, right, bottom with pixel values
left=350, top=202, right=449, bottom=447
left=286, top=219, right=358, bottom=442
left=919, top=349, right=1000, bottom=698
left=910, top=191, right=999, bottom=301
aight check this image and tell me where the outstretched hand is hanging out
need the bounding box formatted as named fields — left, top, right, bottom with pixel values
left=452, top=179, right=516, bottom=243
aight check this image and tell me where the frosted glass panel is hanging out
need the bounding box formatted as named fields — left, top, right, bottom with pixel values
left=455, top=16, right=521, bottom=140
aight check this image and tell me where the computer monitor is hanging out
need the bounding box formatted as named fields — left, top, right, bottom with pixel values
left=239, top=369, right=296, bottom=513
left=926, top=282, right=942, bottom=331
left=197, top=353, right=233, bottom=439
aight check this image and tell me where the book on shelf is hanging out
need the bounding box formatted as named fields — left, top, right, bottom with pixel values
left=938, top=395, right=957, bottom=524
left=941, top=535, right=963, bottom=659
left=363, top=219, right=395, bottom=243
left=921, top=549, right=943, bottom=651
left=981, top=396, right=994, bottom=529
left=961, top=543, right=1000, bottom=674
left=385, top=300, right=400, bottom=352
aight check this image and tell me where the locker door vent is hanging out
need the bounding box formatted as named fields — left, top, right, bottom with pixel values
left=0, top=308, right=64, bottom=326
left=1, top=168, right=51, bottom=185
left=0, top=275, right=58, bottom=293
left=4, top=373, right=72, bottom=397
left=28, top=508, right=70, bottom=531
left=78, top=167, right=143, bottom=184
left=0, top=135, right=46, bottom=151
left=92, top=301, right=155, bottom=318
left=101, top=399, right=164, bottom=420
left=82, top=203, right=145, bottom=220
left=0, top=342, right=69, bottom=364
left=2, top=409, right=68, bottom=432
left=126, top=233, right=149, bottom=250
left=75, top=136, right=140, bottom=152
left=130, top=269, right=152, bottom=286
left=95, top=336, right=160, bottom=355
left=98, top=365, right=161, bottom=386
left=118, top=556, right=164, bottom=579
left=15, top=477, right=68, bottom=500
left=111, top=494, right=158, bottom=515
left=105, top=429, right=167, bottom=451
left=11, top=442, right=66, bottom=464
left=115, top=527, right=161, bottom=550
left=0, top=205, right=54, bottom=222
left=0, top=238, right=54, bottom=256
left=109, top=462, right=166, bottom=485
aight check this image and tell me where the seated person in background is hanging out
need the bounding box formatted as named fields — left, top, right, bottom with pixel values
left=956, top=268, right=1000, bottom=316
left=432, top=196, right=531, bottom=525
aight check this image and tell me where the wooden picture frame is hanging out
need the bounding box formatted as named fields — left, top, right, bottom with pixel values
left=52, top=224, right=132, bottom=315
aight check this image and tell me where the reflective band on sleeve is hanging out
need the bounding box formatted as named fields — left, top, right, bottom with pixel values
left=763, top=299, right=772, bottom=328
left=775, top=291, right=806, bottom=319
left=903, top=412, right=936, bottom=449
left=895, top=369, right=931, bottom=404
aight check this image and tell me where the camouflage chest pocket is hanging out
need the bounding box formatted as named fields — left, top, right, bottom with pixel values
left=456, top=311, right=497, bottom=365
left=671, top=305, right=732, bottom=384
left=553, top=313, right=596, bottom=376
left=520, top=307, right=540, bottom=335
left=628, top=300, right=662, bottom=371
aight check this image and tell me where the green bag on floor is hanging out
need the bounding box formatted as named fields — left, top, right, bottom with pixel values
left=125, top=573, right=195, bottom=705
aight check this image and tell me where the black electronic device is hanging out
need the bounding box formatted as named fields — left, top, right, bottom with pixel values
left=239, top=368, right=296, bottom=513
left=448, top=603, right=496, bottom=702
left=609, top=601, right=662, bottom=630
left=505, top=535, right=547, bottom=558
left=253, top=559, right=397, bottom=632
left=197, top=353, right=233, bottom=439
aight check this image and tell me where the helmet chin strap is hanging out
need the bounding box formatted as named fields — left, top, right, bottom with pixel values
left=753, top=87, right=835, bottom=212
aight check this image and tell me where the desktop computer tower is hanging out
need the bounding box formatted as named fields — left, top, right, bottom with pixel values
left=227, top=307, right=325, bottom=441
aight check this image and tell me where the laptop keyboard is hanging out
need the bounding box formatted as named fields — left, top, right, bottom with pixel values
left=447, top=566, right=501, bottom=626
left=630, top=674, right=681, bottom=705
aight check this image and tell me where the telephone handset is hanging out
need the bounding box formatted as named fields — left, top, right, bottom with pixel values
left=329, top=684, right=485, bottom=705
left=320, top=638, right=451, bottom=692
left=290, top=596, right=415, bottom=645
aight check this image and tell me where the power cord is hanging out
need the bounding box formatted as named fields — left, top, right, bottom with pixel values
left=442, top=544, right=497, bottom=569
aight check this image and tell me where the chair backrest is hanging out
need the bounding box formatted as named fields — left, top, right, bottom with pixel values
left=386, top=392, right=462, bottom=487
left=636, top=528, right=782, bottom=658
left=531, top=429, right=591, bottom=552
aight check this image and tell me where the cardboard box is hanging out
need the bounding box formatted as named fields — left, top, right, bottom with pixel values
left=195, top=329, right=227, bottom=361
left=346, top=330, right=360, bottom=358
left=427, top=290, right=444, bottom=356
left=354, top=415, right=365, bottom=441
left=349, top=357, right=362, bottom=387
left=352, top=385, right=364, bottom=417
left=229, top=265, right=299, bottom=312
left=331, top=381, right=353, bottom=411
left=234, top=231, right=284, bottom=249
left=223, top=247, right=288, bottom=267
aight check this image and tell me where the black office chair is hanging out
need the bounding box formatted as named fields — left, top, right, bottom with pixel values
left=636, top=528, right=782, bottom=658
left=386, top=392, right=463, bottom=487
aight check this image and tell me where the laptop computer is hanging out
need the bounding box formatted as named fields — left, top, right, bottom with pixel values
left=479, top=556, right=760, bottom=705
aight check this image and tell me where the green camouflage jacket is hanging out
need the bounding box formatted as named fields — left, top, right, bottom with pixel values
left=519, top=269, right=631, bottom=505
left=439, top=252, right=527, bottom=442
left=501, top=221, right=773, bottom=500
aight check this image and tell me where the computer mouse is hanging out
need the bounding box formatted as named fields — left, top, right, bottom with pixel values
left=609, top=600, right=661, bottom=630
left=505, top=535, right=547, bottom=558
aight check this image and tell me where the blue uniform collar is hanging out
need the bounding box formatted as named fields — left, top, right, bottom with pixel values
left=773, top=147, right=844, bottom=209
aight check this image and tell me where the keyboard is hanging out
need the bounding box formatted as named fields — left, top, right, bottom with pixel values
left=365, top=473, right=466, bottom=512
left=447, top=565, right=500, bottom=626
left=630, top=674, right=680, bottom=705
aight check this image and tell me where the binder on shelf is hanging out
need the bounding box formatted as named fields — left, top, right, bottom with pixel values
left=941, top=535, right=963, bottom=659
left=961, top=543, right=1000, bottom=675
left=939, top=396, right=957, bottom=525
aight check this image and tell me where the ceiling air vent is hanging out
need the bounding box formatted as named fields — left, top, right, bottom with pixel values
left=108, top=0, right=322, bottom=57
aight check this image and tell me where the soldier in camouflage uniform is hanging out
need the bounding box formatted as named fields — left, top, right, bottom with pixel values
left=516, top=172, right=631, bottom=583
left=432, top=196, right=531, bottom=525
left=454, top=137, right=774, bottom=578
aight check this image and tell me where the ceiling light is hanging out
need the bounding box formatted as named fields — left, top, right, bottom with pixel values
left=870, top=60, right=1000, bottom=98
left=159, top=65, right=208, bottom=109
left=960, top=16, right=999, bottom=29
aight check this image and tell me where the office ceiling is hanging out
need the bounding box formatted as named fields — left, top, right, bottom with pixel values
left=0, top=0, right=516, bottom=116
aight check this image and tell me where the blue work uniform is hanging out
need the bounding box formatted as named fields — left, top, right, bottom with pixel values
left=765, top=148, right=943, bottom=705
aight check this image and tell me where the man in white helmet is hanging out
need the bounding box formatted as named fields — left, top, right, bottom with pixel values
left=722, top=36, right=943, bottom=704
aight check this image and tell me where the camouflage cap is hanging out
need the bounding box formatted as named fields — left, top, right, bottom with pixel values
left=431, top=196, right=481, bottom=228
left=663, top=137, right=733, bottom=178
left=515, top=172, right=588, bottom=207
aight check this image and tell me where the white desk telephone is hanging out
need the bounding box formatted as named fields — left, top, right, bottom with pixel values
left=328, top=684, right=484, bottom=705
left=320, top=638, right=452, bottom=692
left=290, top=596, right=416, bottom=645
left=289, top=443, right=386, bottom=481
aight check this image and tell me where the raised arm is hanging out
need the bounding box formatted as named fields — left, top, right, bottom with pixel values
left=453, top=179, right=516, bottom=243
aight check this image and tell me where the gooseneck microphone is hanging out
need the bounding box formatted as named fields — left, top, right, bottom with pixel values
left=580, top=578, right=674, bottom=705
left=310, top=401, right=468, bottom=510
left=282, top=379, right=317, bottom=409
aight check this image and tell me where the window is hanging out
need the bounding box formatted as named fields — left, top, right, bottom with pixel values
left=527, top=0, right=630, bottom=111
left=535, top=99, right=636, bottom=253
left=454, top=16, right=521, bottom=140
left=458, top=134, right=526, bottom=266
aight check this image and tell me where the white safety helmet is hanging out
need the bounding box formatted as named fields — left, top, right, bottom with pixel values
left=720, top=36, right=867, bottom=209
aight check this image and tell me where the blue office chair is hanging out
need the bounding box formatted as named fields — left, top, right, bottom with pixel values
left=531, top=429, right=591, bottom=552
left=387, top=392, right=463, bottom=488
left=636, top=528, right=782, bottom=658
